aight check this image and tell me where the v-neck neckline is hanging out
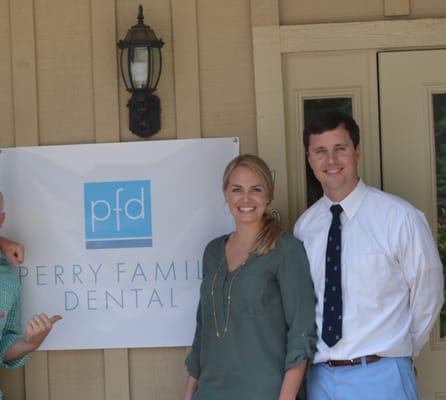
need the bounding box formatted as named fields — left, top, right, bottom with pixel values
left=222, top=234, right=256, bottom=274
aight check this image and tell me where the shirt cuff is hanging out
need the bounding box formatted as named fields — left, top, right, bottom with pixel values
left=185, top=347, right=200, bottom=379
left=285, top=331, right=317, bottom=370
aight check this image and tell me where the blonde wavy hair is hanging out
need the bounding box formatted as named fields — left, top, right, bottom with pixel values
left=222, top=154, right=283, bottom=256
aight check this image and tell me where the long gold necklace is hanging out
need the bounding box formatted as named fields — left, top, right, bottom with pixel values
left=210, top=257, right=245, bottom=340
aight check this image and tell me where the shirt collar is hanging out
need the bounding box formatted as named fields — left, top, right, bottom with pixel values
left=322, top=179, right=367, bottom=220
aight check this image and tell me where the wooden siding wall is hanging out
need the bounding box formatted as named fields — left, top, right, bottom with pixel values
left=0, top=0, right=257, bottom=150
left=0, top=0, right=446, bottom=398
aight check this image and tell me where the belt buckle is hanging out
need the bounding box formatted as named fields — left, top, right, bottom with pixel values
left=327, top=358, right=357, bottom=367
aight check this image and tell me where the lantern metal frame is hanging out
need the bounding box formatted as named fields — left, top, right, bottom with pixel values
left=118, top=5, right=164, bottom=138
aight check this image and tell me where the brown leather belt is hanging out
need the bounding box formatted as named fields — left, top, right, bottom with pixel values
left=326, top=355, right=381, bottom=367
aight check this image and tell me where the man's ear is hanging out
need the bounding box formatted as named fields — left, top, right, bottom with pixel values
left=0, top=212, right=5, bottom=228
left=354, top=145, right=361, bottom=164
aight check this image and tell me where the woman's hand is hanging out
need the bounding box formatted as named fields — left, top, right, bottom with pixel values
left=183, top=376, right=198, bottom=400
left=278, top=360, right=308, bottom=400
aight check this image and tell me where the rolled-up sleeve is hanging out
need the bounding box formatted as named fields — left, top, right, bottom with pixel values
left=185, top=241, right=216, bottom=379
left=0, top=286, right=30, bottom=369
left=277, top=238, right=317, bottom=370
left=185, top=301, right=202, bottom=379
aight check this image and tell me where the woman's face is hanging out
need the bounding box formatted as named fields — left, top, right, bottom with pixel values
left=224, top=166, right=269, bottom=228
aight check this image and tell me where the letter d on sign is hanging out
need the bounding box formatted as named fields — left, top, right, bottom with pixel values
left=125, top=188, right=145, bottom=220
left=65, top=291, right=79, bottom=311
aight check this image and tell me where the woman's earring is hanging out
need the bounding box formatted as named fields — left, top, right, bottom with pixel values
left=271, top=208, right=281, bottom=224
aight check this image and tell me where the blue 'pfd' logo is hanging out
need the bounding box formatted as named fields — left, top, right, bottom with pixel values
left=84, top=180, right=152, bottom=250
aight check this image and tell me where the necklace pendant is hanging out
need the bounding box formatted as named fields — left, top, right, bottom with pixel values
left=211, top=253, right=246, bottom=341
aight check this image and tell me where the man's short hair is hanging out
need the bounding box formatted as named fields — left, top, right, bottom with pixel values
left=303, top=109, right=360, bottom=151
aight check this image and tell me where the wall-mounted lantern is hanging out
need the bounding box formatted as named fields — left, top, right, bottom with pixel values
left=118, top=5, right=164, bottom=138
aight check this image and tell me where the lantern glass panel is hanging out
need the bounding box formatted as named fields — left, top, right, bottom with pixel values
left=130, top=47, right=149, bottom=89
left=149, top=48, right=162, bottom=90
left=120, top=48, right=131, bottom=90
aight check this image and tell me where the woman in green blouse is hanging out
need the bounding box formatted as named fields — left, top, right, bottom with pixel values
left=183, top=154, right=316, bottom=400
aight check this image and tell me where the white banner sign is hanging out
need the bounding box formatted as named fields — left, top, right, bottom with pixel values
left=0, top=138, right=238, bottom=350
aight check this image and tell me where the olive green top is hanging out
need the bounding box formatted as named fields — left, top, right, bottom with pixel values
left=185, top=234, right=316, bottom=400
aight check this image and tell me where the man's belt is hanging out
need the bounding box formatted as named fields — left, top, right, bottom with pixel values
left=325, top=355, right=381, bottom=367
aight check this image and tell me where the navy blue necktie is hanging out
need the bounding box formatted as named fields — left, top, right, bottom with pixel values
left=322, top=204, right=343, bottom=347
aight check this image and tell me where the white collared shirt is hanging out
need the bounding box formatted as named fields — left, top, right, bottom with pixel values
left=294, top=180, right=444, bottom=363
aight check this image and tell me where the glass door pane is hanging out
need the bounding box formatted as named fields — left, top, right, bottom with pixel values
left=433, top=93, right=446, bottom=339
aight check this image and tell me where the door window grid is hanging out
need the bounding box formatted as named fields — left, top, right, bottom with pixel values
left=433, top=93, right=446, bottom=339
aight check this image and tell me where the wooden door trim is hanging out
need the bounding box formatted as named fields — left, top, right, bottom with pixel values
left=280, top=18, right=446, bottom=53
left=250, top=0, right=290, bottom=228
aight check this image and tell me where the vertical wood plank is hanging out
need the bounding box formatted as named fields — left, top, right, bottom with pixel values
left=91, top=0, right=120, bottom=143
left=171, top=0, right=201, bottom=139
left=104, top=349, right=130, bottom=400
left=10, top=0, right=45, bottom=396
left=91, top=2, right=129, bottom=399
left=10, top=0, right=39, bottom=147
left=0, top=0, right=14, bottom=148
left=197, top=0, right=257, bottom=154
left=34, top=0, right=95, bottom=145
left=24, top=352, right=49, bottom=400
left=129, top=347, right=187, bottom=399
left=384, top=0, right=410, bottom=16
left=250, top=0, right=290, bottom=227
left=49, top=350, right=105, bottom=400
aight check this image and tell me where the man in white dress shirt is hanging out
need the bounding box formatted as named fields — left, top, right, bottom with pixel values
left=294, top=110, right=444, bottom=399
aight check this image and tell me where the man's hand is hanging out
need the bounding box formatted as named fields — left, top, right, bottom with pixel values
left=24, top=313, right=63, bottom=352
left=0, top=236, right=24, bottom=267
left=3, top=313, right=63, bottom=361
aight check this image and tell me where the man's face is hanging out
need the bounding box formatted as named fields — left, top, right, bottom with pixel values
left=307, top=125, right=360, bottom=202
